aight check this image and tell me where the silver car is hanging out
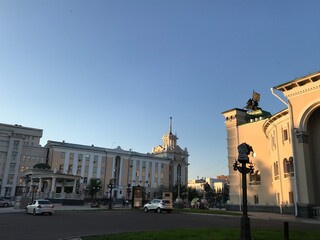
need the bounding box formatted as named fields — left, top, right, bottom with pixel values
left=143, top=199, right=173, bottom=213
left=26, top=199, right=54, bottom=216
left=0, top=197, right=12, bottom=207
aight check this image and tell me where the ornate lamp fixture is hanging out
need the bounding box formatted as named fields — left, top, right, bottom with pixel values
left=233, top=143, right=255, bottom=240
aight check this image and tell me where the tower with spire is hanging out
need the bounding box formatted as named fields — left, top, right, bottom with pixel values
left=162, top=117, right=178, bottom=150
left=152, top=117, right=189, bottom=188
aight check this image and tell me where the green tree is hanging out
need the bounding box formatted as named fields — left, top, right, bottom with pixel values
left=172, top=183, right=188, bottom=200
left=87, top=178, right=103, bottom=200
left=186, top=186, right=199, bottom=202
left=222, top=182, right=230, bottom=203
left=154, top=185, right=168, bottom=198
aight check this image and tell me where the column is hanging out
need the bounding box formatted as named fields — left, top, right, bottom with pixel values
left=157, top=163, right=161, bottom=187
left=151, top=162, right=155, bottom=187
left=145, top=161, right=149, bottom=186
left=30, top=179, right=34, bottom=195
left=51, top=177, right=56, bottom=192
left=38, top=178, right=43, bottom=192
left=132, top=159, right=136, bottom=186
left=72, top=179, right=77, bottom=193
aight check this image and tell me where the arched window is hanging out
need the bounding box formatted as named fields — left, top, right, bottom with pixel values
left=114, top=156, right=121, bottom=185
left=288, top=157, right=294, bottom=174
left=249, top=170, right=261, bottom=185
left=283, top=157, right=294, bottom=178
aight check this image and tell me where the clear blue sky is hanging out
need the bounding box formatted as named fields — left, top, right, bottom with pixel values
left=1, top=1, right=319, bottom=180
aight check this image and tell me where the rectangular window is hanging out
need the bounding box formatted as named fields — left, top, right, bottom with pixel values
left=9, top=163, right=16, bottom=173
left=249, top=170, right=261, bottom=185
left=60, top=152, right=66, bottom=159
left=148, top=162, right=152, bottom=178
left=283, top=158, right=294, bottom=178
left=13, top=140, right=20, bottom=151
left=136, top=160, right=140, bottom=178
left=0, top=141, right=9, bottom=147
left=142, top=161, right=146, bottom=177
left=11, top=152, right=18, bottom=162
left=289, top=191, right=294, bottom=204
left=155, top=163, right=158, bottom=178
left=77, top=165, right=81, bottom=174
left=283, top=129, right=288, bottom=141
left=128, top=160, right=133, bottom=182
left=68, top=164, right=73, bottom=173
left=274, top=161, right=279, bottom=180
left=254, top=195, right=259, bottom=204
left=7, top=174, right=14, bottom=184
left=69, top=153, right=74, bottom=162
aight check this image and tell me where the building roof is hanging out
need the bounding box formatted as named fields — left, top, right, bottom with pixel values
left=262, top=109, right=289, bottom=136
left=274, top=71, right=320, bottom=92
left=45, top=140, right=172, bottom=161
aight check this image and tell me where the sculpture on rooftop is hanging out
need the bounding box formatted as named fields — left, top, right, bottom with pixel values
left=244, top=91, right=261, bottom=111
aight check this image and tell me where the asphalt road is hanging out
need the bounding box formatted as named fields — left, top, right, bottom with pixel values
left=1, top=210, right=319, bottom=240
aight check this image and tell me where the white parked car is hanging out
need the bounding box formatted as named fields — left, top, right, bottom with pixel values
left=143, top=199, right=173, bottom=213
left=0, top=197, right=12, bottom=207
left=26, top=199, right=54, bottom=216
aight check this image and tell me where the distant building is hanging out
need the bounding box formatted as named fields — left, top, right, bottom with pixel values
left=0, top=123, right=46, bottom=197
left=222, top=71, right=320, bottom=217
left=152, top=117, right=189, bottom=187
left=188, top=177, right=226, bottom=192
left=44, top=141, right=172, bottom=200
left=0, top=118, right=189, bottom=203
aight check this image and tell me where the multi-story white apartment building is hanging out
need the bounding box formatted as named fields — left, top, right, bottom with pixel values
left=0, top=123, right=46, bottom=197
left=222, top=71, right=320, bottom=217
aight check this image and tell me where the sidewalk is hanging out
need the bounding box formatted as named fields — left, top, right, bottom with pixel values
left=249, top=211, right=320, bottom=225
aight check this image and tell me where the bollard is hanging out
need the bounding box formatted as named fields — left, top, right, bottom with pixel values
left=284, top=221, right=289, bottom=240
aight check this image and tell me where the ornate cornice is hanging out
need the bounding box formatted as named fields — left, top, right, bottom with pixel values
left=274, top=71, right=320, bottom=99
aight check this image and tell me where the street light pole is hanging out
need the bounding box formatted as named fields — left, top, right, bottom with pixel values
left=108, top=178, right=115, bottom=210
left=233, top=143, right=255, bottom=240
left=175, top=164, right=182, bottom=208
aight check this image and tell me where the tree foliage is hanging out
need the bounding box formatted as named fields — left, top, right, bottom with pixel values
left=186, top=186, right=199, bottom=201
left=171, top=183, right=188, bottom=200
left=87, top=178, right=103, bottom=199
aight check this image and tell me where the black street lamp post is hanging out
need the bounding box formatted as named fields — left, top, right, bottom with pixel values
left=30, top=183, right=37, bottom=202
left=108, top=178, right=116, bottom=210
left=126, top=185, right=131, bottom=203
left=233, top=143, right=255, bottom=240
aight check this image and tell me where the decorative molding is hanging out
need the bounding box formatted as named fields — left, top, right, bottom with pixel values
left=296, top=132, right=308, bottom=144
left=286, top=83, right=320, bottom=98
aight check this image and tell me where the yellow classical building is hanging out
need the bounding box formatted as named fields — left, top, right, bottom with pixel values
left=222, top=71, right=320, bottom=218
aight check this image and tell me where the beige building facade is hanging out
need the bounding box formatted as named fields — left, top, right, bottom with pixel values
left=222, top=71, right=320, bottom=217
left=45, top=141, right=173, bottom=200
left=1, top=118, right=188, bottom=203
